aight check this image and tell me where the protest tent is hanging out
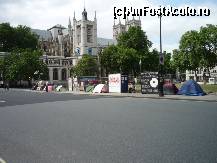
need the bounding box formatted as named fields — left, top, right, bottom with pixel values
left=163, top=83, right=179, bottom=95
left=177, top=80, right=206, bottom=96
left=92, top=84, right=109, bottom=93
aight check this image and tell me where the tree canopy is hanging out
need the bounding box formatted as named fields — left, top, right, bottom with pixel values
left=73, top=54, right=98, bottom=76
left=0, top=23, right=38, bottom=52
left=3, top=49, right=48, bottom=81
left=173, top=24, right=217, bottom=78
left=99, top=45, right=119, bottom=75
left=117, top=26, right=152, bottom=54
left=0, top=22, right=47, bottom=84
left=100, top=26, right=153, bottom=76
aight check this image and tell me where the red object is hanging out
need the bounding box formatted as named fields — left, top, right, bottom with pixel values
left=48, top=85, right=53, bottom=92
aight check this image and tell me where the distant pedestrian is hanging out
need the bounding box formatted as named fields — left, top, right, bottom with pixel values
left=45, top=82, right=48, bottom=92
left=5, top=83, right=9, bottom=91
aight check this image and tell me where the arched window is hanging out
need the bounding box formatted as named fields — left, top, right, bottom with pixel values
left=53, top=68, right=58, bottom=80
left=62, top=69, right=67, bottom=81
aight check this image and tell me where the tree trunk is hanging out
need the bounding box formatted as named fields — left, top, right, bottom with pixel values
left=194, top=70, right=198, bottom=81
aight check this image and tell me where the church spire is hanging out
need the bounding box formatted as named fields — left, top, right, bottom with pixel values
left=82, top=8, right=87, bottom=20
left=68, top=17, right=71, bottom=28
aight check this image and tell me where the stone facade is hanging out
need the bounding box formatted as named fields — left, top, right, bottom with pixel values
left=113, top=17, right=141, bottom=40
left=73, top=9, right=97, bottom=56
left=39, top=9, right=98, bottom=84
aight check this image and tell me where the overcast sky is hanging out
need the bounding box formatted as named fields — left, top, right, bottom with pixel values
left=0, top=0, right=216, bottom=53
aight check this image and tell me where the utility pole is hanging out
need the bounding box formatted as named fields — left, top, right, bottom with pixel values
left=158, top=15, right=164, bottom=97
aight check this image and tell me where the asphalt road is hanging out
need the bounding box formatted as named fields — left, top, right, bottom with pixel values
left=0, top=89, right=217, bottom=163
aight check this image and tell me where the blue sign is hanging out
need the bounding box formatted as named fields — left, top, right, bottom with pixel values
left=75, top=47, right=80, bottom=55
left=87, top=48, right=92, bottom=55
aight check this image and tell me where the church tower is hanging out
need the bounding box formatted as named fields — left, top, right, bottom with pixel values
left=126, top=16, right=141, bottom=31
left=73, top=9, right=97, bottom=56
left=113, top=18, right=126, bottom=41
left=113, top=17, right=141, bottom=41
left=68, top=17, right=72, bottom=44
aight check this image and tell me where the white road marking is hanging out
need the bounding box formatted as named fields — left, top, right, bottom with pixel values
left=0, top=157, right=6, bottom=163
left=0, top=100, right=6, bottom=103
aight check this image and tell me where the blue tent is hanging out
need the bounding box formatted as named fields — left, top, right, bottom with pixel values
left=177, top=80, right=206, bottom=96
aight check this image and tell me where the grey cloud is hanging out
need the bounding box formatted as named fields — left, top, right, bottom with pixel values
left=0, top=0, right=26, bottom=6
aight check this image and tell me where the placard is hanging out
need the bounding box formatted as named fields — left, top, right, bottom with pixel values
left=141, top=72, right=158, bottom=94
left=109, top=74, right=121, bottom=93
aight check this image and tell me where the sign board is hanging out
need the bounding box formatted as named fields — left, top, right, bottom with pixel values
left=87, top=48, right=92, bottom=55
left=141, top=72, right=158, bottom=94
left=109, top=74, right=121, bottom=93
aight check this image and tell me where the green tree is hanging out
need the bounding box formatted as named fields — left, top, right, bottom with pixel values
left=117, top=26, right=152, bottom=74
left=117, top=46, right=138, bottom=75
left=0, top=23, right=16, bottom=52
left=179, top=30, right=201, bottom=80
left=100, top=45, right=140, bottom=76
left=0, top=22, right=46, bottom=85
left=100, top=27, right=152, bottom=76
left=0, top=23, right=38, bottom=52
left=3, top=49, right=48, bottom=82
left=73, top=54, right=98, bottom=76
left=15, top=25, right=38, bottom=50
left=100, top=45, right=119, bottom=75
left=177, top=24, right=217, bottom=80
left=199, top=24, right=217, bottom=74
left=117, top=26, right=152, bottom=54
left=163, top=51, right=175, bottom=74
left=142, top=49, right=159, bottom=72
left=0, top=58, right=3, bottom=71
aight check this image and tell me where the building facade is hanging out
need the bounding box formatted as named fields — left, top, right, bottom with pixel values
left=186, top=67, right=217, bottom=81
left=113, top=17, right=141, bottom=40
left=73, top=9, right=97, bottom=56
left=37, top=9, right=98, bottom=84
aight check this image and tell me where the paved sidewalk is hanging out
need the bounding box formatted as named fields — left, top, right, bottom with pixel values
left=59, top=90, right=217, bottom=102
left=9, top=88, right=217, bottom=102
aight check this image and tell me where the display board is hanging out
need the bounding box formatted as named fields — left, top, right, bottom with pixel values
left=109, top=74, right=121, bottom=93
left=141, top=72, right=158, bottom=94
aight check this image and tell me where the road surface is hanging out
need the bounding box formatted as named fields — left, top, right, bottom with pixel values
left=0, top=90, right=217, bottom=162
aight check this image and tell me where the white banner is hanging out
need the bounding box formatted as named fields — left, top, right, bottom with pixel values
left=109, top=74, right=121, bottom=93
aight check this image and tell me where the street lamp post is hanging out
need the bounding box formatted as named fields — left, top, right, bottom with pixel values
left=158, top=15, right=164, bottom=97
left=98, top=48, right=103, bottom=80
left=139, top=57, right=142, bottom=75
